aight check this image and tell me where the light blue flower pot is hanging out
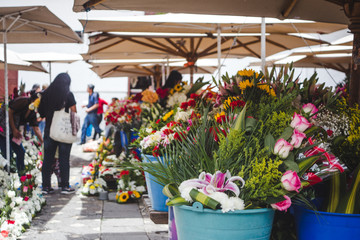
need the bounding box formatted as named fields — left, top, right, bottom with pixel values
left=142, top=154, right=168, bottom=212
left=174, top=202, right=274, bottom=240
left=294, top=206, right=360, bottom=240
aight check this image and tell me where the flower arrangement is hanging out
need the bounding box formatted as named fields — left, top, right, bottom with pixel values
left=0, top=136, right=44, bottom=239
left=104, top=99, right=141, bottom=131
left=135, top=69, right=343, bottom=215
left=81, top=177, right=107, bottom=196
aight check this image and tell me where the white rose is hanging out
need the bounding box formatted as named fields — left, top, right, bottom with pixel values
left=7, top=190, right=16, bottom=198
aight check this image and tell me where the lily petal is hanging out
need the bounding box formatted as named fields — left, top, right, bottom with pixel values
left=223, top=181, right=241, bottom=197
left=212, top=171, right=226, bottom=188
left=204, top=173, right=212, bottom=183
left=226, top=176, right=245, bottom=188
left=179, top=179, right=208, bottom=191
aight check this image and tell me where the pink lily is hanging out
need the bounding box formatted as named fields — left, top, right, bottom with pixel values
left=179, top=170, right=245, bottom=197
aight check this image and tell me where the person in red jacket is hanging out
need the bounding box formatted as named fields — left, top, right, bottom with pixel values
left=93, top=95, right=108, bottom=140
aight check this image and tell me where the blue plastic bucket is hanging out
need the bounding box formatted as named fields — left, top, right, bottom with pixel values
left=142, top=154, right=168, bottom=212
left=174, top=202, right=274, bottom=240
left=294, top=206, right=360, bottom=240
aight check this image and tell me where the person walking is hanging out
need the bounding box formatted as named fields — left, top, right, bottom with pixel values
left=92, top=95, right=108, bottom=140
left=38, top=73, right=76, bottom=194
left=79, top=84, right=102, bottom=145
left=0, top=88, right=43, bottom=174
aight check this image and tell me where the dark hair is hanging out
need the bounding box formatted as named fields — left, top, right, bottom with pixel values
left=88, top=84, right=95, bottom=90
left=39, top=73, right=71, bottom=112
left=163, top=70, right=182, bottom=89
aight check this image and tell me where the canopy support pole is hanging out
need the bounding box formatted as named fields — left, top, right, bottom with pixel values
left=261, top=17, right=266, bottom=73
left=344, top=2, right=360, bottom=106
left=3, top=17, right=10, bottom=174
left=49, top=61, right=52, bottom=83
left=166, top=55, right=170, bottom=79
left=217, top=24, right=221, bottom=81
left=161, top=63, right=166, bottom=87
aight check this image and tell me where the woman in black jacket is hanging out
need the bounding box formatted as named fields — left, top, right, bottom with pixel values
left=38, top=73, right=77, bottom=194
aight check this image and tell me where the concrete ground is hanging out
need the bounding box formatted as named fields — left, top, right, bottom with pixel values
left=20, top=144, right=168, bottom=240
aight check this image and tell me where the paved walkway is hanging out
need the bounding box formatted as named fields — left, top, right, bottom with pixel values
left=20, top=144, right=168, bottom=240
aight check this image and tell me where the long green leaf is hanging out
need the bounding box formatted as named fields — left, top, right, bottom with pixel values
left=298, top=156, right=319, bottom=177
left=325, top=173, right=344, bottom=213
left=232, top=104, right=247, bottom=131
left=340, top=164, right=360, bottom=214
left=167, top=196, right=190, bottom=206
left=162, top=183, right=180, bottom=198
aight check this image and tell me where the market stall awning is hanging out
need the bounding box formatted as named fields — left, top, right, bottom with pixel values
left=73, top=0, right=348, bottom=25
left=18, top=52, right=83, bottom=63
left=84, top=32, right=326, bottom=61
left=0, top=6, right=82, bottom=43
left=251, top=48, right=351, bottom=74
left=80, top=14, right=346, bottom=34
left=90, top=61, right=216, bottom=78
left=0, top=47, right=47, bottom=72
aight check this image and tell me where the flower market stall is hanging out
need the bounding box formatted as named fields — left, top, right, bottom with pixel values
left=0, top=136, right=45, bottom=239
left=79, top=64, right=360, bottom=240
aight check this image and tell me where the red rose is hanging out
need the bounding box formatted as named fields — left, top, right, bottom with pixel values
left=120, top=170, right=130, bottom=177
left=327, top=129, right=333, bottom=137
left=26, top=174, right=32, bottom=179
left=156, top=88, right=169, bottom=99
left=180, top=102, right=188, bottom=110
left=167, top=121, right=179, bottom=128
left=190, top=93, right=199, bottom=99
left=132, top=93, right=143, bottom=102
left=174, top=132, right=186, bottom=142
left=128, top=191, right=133, bottom=195
left=188, top=99, right=196, bottom=107
left=20, top=176, right=27, bottom=182
left=156, top=119, right=161, bottom=124
left=163, top=129, right=174, bottom=135
left=29, top=185, right=33, bottom=190
left=24, top=196, right=29, bottom=201
left=7, top=220, right=15, bottom=225
left=151, top=130, right=157, bottom=134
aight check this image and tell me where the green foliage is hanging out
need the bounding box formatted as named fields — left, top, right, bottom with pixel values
left=264, top=112, right=292, bottom=139
left=239, top=155, right=283, bottom=206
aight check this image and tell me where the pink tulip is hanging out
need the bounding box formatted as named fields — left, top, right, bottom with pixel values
left=290, top=113, right=311, bottom=132
left=281, top=171, right=301, bottom=192
left=23, top=186, right=28, bottom=193
left=271, top=195, right=292, bottom=212
left=302, top=103, right=318, bottom=119
left=274, top=139, right=293, bottom=159
left=289, top=129, right=306, bottom=148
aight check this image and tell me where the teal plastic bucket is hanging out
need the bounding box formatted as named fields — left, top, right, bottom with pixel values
left=294, top=206, right=360, bottom=240
left=142, top=154, right=168, bottom=212
left=174, top=202, right=274, bottom=240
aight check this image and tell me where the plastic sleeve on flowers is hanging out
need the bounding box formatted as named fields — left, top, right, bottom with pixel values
left=189, top=189, right=220, bottom=210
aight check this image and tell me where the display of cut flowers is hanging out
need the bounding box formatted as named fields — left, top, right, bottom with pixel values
left=104, top=99, right=142, bottom=131
left=135, top=69, right=344, bottom=214
left=0, top=136, right=45, bottom=239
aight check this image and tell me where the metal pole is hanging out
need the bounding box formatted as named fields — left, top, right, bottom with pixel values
left=217, top=24, right=221, bottom=81
left=3, top=17, right=10, bottom=173
left=166, top=55, right=170, bottom=79
left=49, top=61, right=52, bottom=83
left=161, top=64, right=165, bottom=87
left=261, top=17, right=266, bottom=73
